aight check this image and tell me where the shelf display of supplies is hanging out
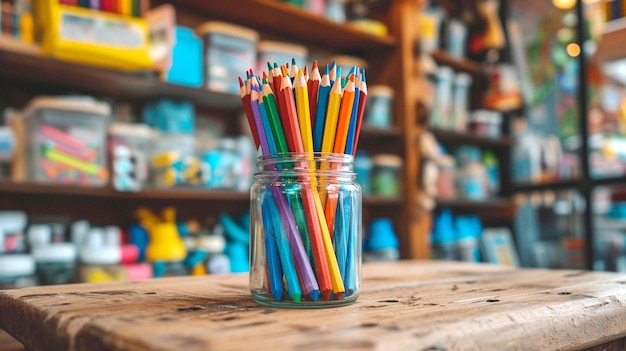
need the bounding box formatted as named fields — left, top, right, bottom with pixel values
left=35, top=0, right=153, bottom=71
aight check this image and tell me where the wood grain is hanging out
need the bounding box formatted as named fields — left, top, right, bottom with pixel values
left=2, top=261, right=626, bottom=351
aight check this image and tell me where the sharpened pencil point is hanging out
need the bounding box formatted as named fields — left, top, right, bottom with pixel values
left=291, top=293, right=302, bottom=302
left=309, top=290, right=320, bottom=302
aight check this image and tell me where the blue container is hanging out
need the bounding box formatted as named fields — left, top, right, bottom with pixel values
left=165, top=26, right=203, bottom=87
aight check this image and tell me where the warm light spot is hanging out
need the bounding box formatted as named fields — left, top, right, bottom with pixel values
left=553, top=0, right=576, bottom=9
left=567, top=43, right=581, bottom=57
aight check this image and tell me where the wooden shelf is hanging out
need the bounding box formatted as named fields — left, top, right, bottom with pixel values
left=173, top=0, right=396, bottom=51
left=0, top=181, right=402, bottom=205
left=363, top=195, right=403, bottom=206
left=430, top=128, right=513, bottom=149
left=595, top=17, right=626, bottom=63
left=512, top=179, right=581, bottom=193
left=0, top=48, right=242, bottom=112
left=0, top=182, right=249, bottom=201
left=436, top=196, right=515, bottom=220
left=431, top=50, right=489, bottom=80
left=436, top=197, right=512, bottom=209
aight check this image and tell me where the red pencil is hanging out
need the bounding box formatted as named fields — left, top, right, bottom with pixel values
left=239, top=77, right=260, bottom=149
left=352, top=69, right=368, bottom=154
left=307, top=60, right=321, bottom=129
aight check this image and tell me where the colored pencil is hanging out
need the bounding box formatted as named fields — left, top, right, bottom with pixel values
left=294, top=69, right=313, bottom=153
left=261, top=79, right=289, bottom=154
left=352, top=69, right=368, bottom=154
left=239, top=77, right=260, bottom=149
left=308, top=60, right=321, bottom=130
left=260, top=197, right=284, bottom=300
left=313, top=65, right=331, bottom=153
left=345, top=67, right=361, bottom=155
left=266, top=191, right=302, bottom=302
left=320, top=77, right=343, bottom=154
left=332, top=74, right=355, bottom=154
left=279, top=74, right=304, bottom=153
left=250, top=81, right=270, bottom=155
left=272, top=187, right=320, bottom=301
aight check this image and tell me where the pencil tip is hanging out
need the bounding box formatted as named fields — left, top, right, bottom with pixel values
left=313, top=60, right=318, bottom=69
left=309, top=290, right=320, bottom=302
left=324, top=64, right=329, bottom=75
left=291, top=58, right=296, bottom=66
left=238, top=76, right=244, bottom=87
left=297, top=68, right=304, bottom=77
left=291, top=293, right=302, bottom=302
left=273, top=62, right=279, bottom=68
left=321, top=290, right=332, bottom=301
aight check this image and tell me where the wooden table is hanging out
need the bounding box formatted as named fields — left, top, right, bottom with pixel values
left=2, top=260, right=626, bottom=351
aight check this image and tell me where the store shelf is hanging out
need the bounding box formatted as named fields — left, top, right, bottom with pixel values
left=436, top=197, right=512, bottom=209
left=431, top=128, right=513, bottom=149
left=0, top=182, right=402, bottom=206
left=436, top=196, right=516, bottom=220
left=363, top=195, right=403, bottom=206
left=595, top=17, right=626, bottom=63
left=431, top=50, right=489, bottom=80
left=512, top=179, right=581, bottom=192
left=173, top=0, right=396, bottom=51
left=592, top=175, right=626, bottom=188
left=0, top=182, right=249, bottom=201
left=0, top=48, right=242, bottom=112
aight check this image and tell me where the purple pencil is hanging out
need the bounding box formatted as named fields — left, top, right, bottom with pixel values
left=271, top=186, right=320, bottom=301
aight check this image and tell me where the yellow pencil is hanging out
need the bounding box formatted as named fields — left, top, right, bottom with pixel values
left=312, top=186, right=345, bottom=295
left=320, top=78, right=343, bottom=153
left=294, top=69, right=314, bottom=153
left=332, top=74, right=355, bottom=154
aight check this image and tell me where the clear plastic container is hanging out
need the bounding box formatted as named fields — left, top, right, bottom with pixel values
left=250, top=153, right=362, bottom=308
left=364, top=85, right=394, bottom=128
left=109, top=123, right=155, bottom=192
left=32, top=243, right=77, bottom=285
left=452, top=73, right=472, bottom=131
left=256, top=40, right=307, bottom=73
left=197, top=21, right=259, bottom=94
left=23, top=96, right=110, bottom=186
left=371, top=154, right=402, bottom=197
left=150, top=134, right=196, bottom=188
left=0, top=254, right=37, bottom=289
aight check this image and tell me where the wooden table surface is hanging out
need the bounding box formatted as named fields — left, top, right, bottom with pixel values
left=2, top=260, right=626, bottom=351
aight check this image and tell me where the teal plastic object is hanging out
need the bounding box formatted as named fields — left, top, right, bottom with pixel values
left=165, top=26, right=203, bottom=87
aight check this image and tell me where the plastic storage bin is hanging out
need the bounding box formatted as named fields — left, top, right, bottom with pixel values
left=364, top=85, right=394, bottom=128
left=256, top=40, right=307, bottom=73
left=109, top=123, right=156, bottom=192
left=23, top=96, right=111, bottom=186
left=0, top=254, right=37, bottom=289
left=32, top=243, right=77, bottom=285
left=165, top=26, right=203, bottom=87
left=150, top=134, right=197, bottom=188
left=197, top=21, right=259, bottom=94
left=371, top=154, right=402, bottom=197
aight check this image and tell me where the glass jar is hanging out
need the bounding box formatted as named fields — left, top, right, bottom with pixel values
left=250, top=153, right=362, bottom=308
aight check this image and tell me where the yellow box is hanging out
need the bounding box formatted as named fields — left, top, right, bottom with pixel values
left=36, top=0, right=153, bottom=71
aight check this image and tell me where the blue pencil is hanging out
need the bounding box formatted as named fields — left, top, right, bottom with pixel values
left=257, top=86, right=278, bottom=155
left=334, top=189, right=350, bottom=287
left=261, top=196, right=284, bottom=300
left=272, top=187, right=320, bottom=302
left=345, top=187, right=359, bottom=296
left=345, top=66, right=361, bottom=155
left=313, top=65, right=331, bottom=152
left=266, top=191, right=302, bottom=302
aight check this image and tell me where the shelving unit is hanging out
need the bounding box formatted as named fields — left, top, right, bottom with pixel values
left=0, top=0, right=426, bottom=258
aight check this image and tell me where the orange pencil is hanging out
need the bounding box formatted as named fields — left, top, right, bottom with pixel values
left=325, top=75, right=355, bottom=236
left=332, top=74, right=355, bottom=154
left=279, top=74, right=304, bottom=153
